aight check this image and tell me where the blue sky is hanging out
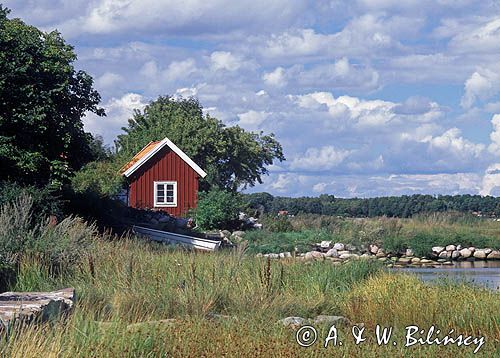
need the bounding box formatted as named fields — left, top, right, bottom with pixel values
left=5, top=0, right=500, bottom=197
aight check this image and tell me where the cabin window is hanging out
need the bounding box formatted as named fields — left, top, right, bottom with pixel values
left=154, top=181, right=177, bottom=207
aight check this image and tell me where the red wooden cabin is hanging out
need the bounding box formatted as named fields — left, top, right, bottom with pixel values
left=120, top=137, right=207, bottom=216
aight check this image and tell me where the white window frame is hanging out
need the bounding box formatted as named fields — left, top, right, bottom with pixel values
left=154, top=181, right=177, bottom=207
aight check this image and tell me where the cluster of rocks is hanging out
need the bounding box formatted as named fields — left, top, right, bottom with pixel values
left=238, top=212, right=263, bottom=230
left=430, top=245, right=500, bottom=260
left=278, top=315, right=350, bottom=330
left=257, top=241, right=500, bottom=268
left=0, top=288, right=75, bottom=331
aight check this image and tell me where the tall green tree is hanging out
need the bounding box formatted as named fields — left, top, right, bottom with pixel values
left=0, top=6, right=104, bottom=188
left=116, top=96, right=285, bottom=191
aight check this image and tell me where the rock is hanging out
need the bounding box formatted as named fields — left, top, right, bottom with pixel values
left=411, top=257, right=421, bottom=264
left=445, top=245, right=456, bottom=251
left=238, top=212, right=247, bottom=221
left=484, top=248, right=492, bottom=255
left=338, top=250, right=350, bottom=256
left=279, top=253, right=285, bottom=259
left=405, top=249, right=414, bottom=257
left=325, top=248, right=339, bottom=258
left=473, top=250, right=487, bottom=259
left=283, top=252, right=292, bottom=258
left=256, top=253, right=263, bottom=258
left=333, top=243, right=345, bottom=251
left=459, top=248, right=472, bottom=258
left=320, top=241, right=332, bottom=249
left=439, top=251, right=451, bottom=259
left=346, top=244, right=356, bottom=251
left=265, top=253, right=279, bottom=259
left=150, top=218, right=159, bottom=225
left=420, top=259, right=434, bottom=264
left=397, top=257, right=411, bottom=264
left=487, top=250, right=500, bottom=259
left=456, top=244, right=462, bottom=250
left=219, top=230, right=231, bottom=239
left=278, top=317, right=306, bottom=329
left=304, top=251, right=324, bottom=261
left=232, top=230, right=246, bottom=238
left=313, top=315, right=350, bottom=326
left=375, top=249, right=386, bottom=258
left=442, top=261, right=453, bottom=265
left=0, top=288, right=75, bottom=330
left=369, top=244, right=379, bottom=255
left=451, top=250, right=460, bottom=259
left=468, top=247, right=476, bottom=253
left=432, top=246, right=445, bottom=254
left=339, top=253, right=357, bottom=260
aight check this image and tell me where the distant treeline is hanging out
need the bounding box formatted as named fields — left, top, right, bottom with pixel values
left=243, top=193, right=500, bottom=218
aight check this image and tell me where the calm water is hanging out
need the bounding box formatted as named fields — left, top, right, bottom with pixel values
left=394, top=261, right=500, bottom=290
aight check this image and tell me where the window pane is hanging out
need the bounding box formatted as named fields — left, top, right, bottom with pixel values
left=166, top=196, right=174, bottom=203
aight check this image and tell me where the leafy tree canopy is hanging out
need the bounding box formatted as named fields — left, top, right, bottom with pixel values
left=0, top=6, right=104, bottom=188
left=116, top=96, right=285, bottom=191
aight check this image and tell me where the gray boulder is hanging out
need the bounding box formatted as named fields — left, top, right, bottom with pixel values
left=333, top=243, right=345, bottom=251
left=487, top=250, right=500, bottom=259
left=0, top=288, right=75, bottom=330
left=325, top=248, right=339, bottom=258
left=459, top=248, right=472, bottom=258
left=445, top=245, right=456, bottom=251
left=451, top=250, right=460, bottom=259
left=473, top=250, right=487, bottom=259
left=369, top=244, right=379, bottom=255
left=432, top=246, right=445, bottom=254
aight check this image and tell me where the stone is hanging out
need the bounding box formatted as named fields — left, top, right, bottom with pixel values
left=333, top=243, right=345, bottom=251
left=279, top=253, right=285, bottom=259
left=325, top=248, right=339, bottom=258
left=338, top=250, right=350, bottom=255
left=0, top=288, right=75, bottom=330
left=283, top=252, right=292, bottom=258
left=346, top=244, right=356, bottom=251
left=232, top=230, right=246, bottom=238
left=432, top=246, right=445, bottom=254
left=267, top=253, right=279, bottom=259
left=445, top=245, right=456, bottom=252
left=220, top=230, right=231, bottom=239
left=369, top=244, right=379, bottom=254
left=405, top=249, right=414, bottom=257
left=313, top=315, right=350, bottom=326
left=256, top=253, right=263, bottom=258
left=304, top=251, right=324, bottom=261
left=451, top=250, right=460, bottom=259
left=420, top=259, right=433, bottom=264
left=468, top=247, right=476, bottom=253
left=473, top=250, right=487, bottom=259
left=438, top=251, right=451, bottom=259
left=411, top=257, right=421, bottom=264
left=397, top=257, right=411, bottom=264
left=487, top=250, right=500, bottom=259
left=339, top=253, right=358, bottom=260
left=484, top=248, right=492, bottom=255
left=320, top=241, right=332, bottom=249
left=459, top=248, right=472, bottom=258
left=278, top=317, right=306, bottom=329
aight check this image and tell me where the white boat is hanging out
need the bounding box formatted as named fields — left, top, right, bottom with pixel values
left=132, top=225, right=221, bottom=251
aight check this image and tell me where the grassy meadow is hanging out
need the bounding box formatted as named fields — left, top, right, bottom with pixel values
left=0, top=198, right=499, bottom=357
left=245, top=212, right=500, bottom=255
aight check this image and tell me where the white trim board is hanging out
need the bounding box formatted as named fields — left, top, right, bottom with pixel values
left=122, top=137, right=207, bottom=178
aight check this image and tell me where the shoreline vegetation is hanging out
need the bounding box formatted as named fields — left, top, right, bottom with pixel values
left=0, top=196, right=499, bottom=356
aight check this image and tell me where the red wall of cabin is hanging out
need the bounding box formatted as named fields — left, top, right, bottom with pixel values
left=128, top=146, right=200, bottom=216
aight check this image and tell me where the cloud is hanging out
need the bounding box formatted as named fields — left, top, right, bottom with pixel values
left=488, top=114, right=500, bottom=155
left=83, top=93, right=147, bottom=145
left=461, top=67, right=500, bottom=108
left=449, top=18, right=500, bottom=54
left=262, top=67, right=287, bottom=87
left=480, top=163, right=500, bottom=195
left=237, top=110, right=269, bottom=130
left=210, top=51, right=243, bottom=71
left=291, top=146, right=351, bottom=171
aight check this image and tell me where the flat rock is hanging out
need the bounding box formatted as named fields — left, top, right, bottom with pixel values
left=279, top=316, right=306, bottom=329
left=487, top=250, right=500, bottom=259
left=304, top=251, right=324, bottom=261
left=445, top=245, right=456, bottom=251
left=325, top=248, right=339, bottom=258
left=438, top=251, right=451, bottom=259
left=0, top=288, right=75, bottom=330
left=451, top=250, right=460, bottom=259
left=473, top=250, right=487, bottom=259
left=432, top=246, right=445, bottom=254
left=333, top=243, right=345, bottom=251
left=313, top=315, right=350, bottom=326
left=459, top=248, right=472, bottom=258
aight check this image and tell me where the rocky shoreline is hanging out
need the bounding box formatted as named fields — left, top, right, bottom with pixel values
left=250, top=238, right=500, bottom=268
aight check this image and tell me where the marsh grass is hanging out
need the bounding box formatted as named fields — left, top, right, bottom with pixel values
left=1, top=238, right=499, bottom=357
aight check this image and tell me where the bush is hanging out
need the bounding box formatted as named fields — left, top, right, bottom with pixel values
left=195, top=189, right=242, bottom=230
left=0, top=181, right=61, bottom=221
left=71, top=160, right=124, bottom=197
left=260, top=214, right=294, bottom=232
left=0, top=194, right=95, bottom=268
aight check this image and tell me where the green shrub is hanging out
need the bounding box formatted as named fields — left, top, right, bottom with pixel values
left=195, top=189, right=242, bottom=230
left=260, top=215, right=294, bottom=232
left=382, top=236, right=409, bottom=254
left=0, top=181, right=61, bottom=221
left=71, top=160, right=124, bottom=197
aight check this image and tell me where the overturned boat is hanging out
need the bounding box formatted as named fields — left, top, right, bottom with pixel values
left=132, top=225, right=222, bottom=251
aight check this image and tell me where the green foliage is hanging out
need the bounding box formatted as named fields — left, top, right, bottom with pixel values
left=382, top=236, right=409, bottom=254
left=115, top=96, right=284, bottom=191
left=260, top=214, right=294, bottom=233
left=0, top=6, right=104, bottom=188
left=195, top=189, right=242, bottom=230
left=0, top=181, right=61, bottom=221
left=244, top=192, right=500, bottom=218
left=71, top=160, right=124, bottom=197
left=0, top=194, right=95, bottom=268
